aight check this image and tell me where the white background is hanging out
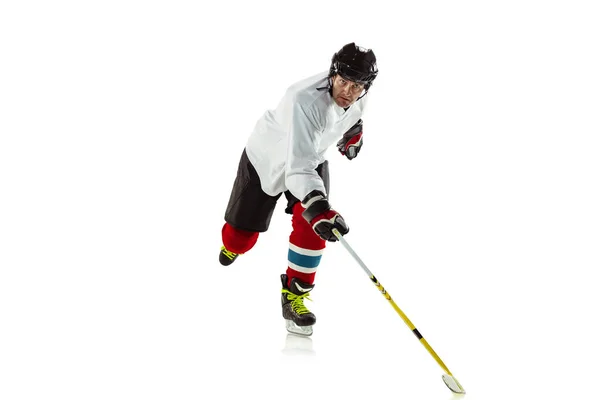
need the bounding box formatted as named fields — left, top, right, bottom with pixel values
left=1, top=1, right=599, bottom=399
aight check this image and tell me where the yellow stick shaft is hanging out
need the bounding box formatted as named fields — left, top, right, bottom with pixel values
left=372, top=278, right=452, bottom=375
left=333, top=229, right=455, bottom=377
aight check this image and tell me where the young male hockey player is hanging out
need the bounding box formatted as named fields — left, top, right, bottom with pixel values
left=219, top=42, right=378, bottom=335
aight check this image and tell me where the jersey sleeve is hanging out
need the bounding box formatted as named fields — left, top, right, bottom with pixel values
left=284, top=101, right=327, bottom=201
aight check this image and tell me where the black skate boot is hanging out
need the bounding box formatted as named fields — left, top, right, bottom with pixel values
left=281, top=274, right=316, bottom=336
left=219, top=246, right=239, bottom=266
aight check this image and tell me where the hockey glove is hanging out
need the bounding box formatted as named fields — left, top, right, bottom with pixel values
left=337, top=119, right=363, bottom=160
left=301, top=191, right=349, bottom=242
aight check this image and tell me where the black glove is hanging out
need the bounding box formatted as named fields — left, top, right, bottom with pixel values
left=337, top=119, right=363, bottom=160
left=301, top=191, right=349, bottom=242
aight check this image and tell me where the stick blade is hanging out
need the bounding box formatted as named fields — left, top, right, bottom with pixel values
left=442, top=374, right=465, bottom=394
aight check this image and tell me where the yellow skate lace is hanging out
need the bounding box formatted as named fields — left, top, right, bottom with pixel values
left=282, top=289, right=313, bottom=315
left=220, top=246, right=238, bottom=260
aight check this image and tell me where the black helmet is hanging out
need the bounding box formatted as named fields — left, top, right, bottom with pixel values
left=329, top=43, right=378, bottom=89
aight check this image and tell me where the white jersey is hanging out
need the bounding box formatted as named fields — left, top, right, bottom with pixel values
left=245, top=71, right=368, bottom=201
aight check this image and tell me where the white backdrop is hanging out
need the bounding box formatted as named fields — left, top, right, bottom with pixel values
left=1, top=1, right=599, bottom=399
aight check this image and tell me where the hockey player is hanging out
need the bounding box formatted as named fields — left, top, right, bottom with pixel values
left=219, top=43, right=378, bottom=335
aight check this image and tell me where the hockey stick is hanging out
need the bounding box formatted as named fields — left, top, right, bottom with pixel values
left=332, top=228, right=466, bottom=394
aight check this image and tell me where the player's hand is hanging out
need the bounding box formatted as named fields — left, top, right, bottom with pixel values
left=301, top=191, right=349, bottom=242
left=337, top=119, right=363, bottom=160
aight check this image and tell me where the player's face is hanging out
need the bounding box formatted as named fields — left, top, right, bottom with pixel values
left=331, top=75, right=365, bottom=108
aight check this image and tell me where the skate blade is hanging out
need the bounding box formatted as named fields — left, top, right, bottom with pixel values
left=442, top=374, right=465, bottom=394
left=285, top=320, right=313, bottom=336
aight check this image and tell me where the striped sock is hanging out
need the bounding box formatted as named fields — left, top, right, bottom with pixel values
left=286, top=243, right=323, bottom=285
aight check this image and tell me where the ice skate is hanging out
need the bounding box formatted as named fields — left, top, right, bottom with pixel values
left=219, top=246, right=239, bottom=266
left=281, top=274, right=316, bottom=336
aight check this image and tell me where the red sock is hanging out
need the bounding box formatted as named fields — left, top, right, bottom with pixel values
left=221, top=223, right=259, bottom=254
left=286, top=202, right=326, bottom=286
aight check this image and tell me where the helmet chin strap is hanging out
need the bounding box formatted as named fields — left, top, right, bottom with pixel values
left=357, top=88, right=369, bottom=100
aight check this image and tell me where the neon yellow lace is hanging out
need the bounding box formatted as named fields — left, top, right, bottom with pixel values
left=220, top=246, right=238, bottom=260
left=282, top=289, right=313, bottom=314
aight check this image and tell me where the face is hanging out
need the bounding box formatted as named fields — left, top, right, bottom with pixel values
left=331, top=74, right=365, bottom=108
